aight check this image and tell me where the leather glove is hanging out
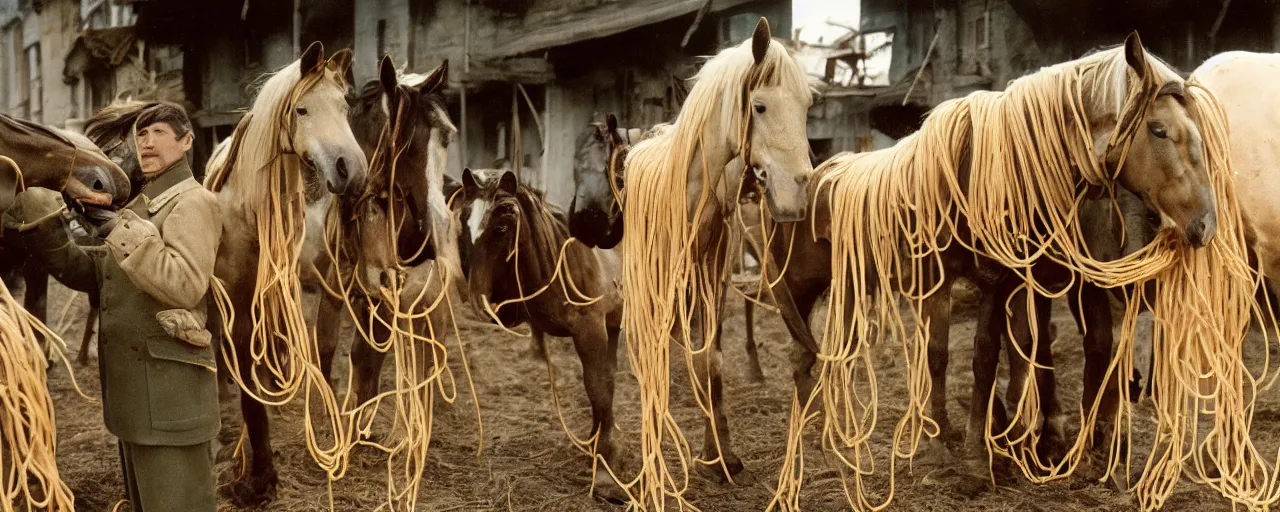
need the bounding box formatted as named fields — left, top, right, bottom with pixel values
left=79, top=205, right=121, bottom=238
left=1, top=187, right=67, bottom=232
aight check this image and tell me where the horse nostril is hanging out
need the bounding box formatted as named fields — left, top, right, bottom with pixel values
left=1187, top=217, right=1207, bottom=247
left=336, top=157, right=350, bottom=182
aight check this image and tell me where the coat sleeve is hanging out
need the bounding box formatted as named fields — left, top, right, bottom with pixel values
left=23, top=219, right=100, bottom=294
left=104, top=190, right=223, bottom=310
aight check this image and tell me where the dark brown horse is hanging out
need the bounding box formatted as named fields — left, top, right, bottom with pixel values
left=461, top=166, right=625, bottom=494
left=0, top=113, right=129, bottom=366
left=568, top=114, right=644, bottom=250
left=313, top=55, right=453, bottom=391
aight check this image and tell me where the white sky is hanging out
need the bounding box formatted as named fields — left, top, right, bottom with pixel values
left=791, top=1, right=891, bottom=85
left=792, top=0, right=860, bottom=45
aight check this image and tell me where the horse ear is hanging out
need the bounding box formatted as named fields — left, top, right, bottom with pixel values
left=462, top=168, right=478, bottom=197
left=752, top=18, right=772, bottom=64
left=606, top=114, right=623, bottom=145
left=0, top=157, right=18, bottom=214
left=498, top=170, right=518, bottom=195
left=1123, top=31, right=1147, bottom=79
left=379, top=55, right=398, bottom=99
left=327, top=48, right=353, bottom=77
left=300, top=41, right=325, bottom=76
left=419, top=59, right=449, bottom=94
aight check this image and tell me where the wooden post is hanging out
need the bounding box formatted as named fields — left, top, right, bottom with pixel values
left=292, top=0, right=301, bottom=58
left=512, top=83, right=521, bottom=180
left=460, top=0, right=471, bottom=169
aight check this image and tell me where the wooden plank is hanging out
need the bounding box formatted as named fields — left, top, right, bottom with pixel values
left=459, top=57, right=555, bottom=85
left=481, top=0, right=757, bottom=59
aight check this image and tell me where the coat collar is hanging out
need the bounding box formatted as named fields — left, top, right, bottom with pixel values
left=138, top=158, right=198, bottom=215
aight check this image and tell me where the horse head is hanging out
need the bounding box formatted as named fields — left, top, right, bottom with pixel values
left=381, top=56, right=452, bottom=266
left=292, top=42, right=368, bottom=200
left=459, top=167, right=526, bottom=325
left=742, top=18, right=814, bottom=223
left=1106, top=33, right=1216, bottom=248
left=569, top=113, right=626, bottom=249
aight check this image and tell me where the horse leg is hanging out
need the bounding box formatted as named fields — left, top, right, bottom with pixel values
left=351, top=304, right=391, bottom=407
left=694, top=302, right=743, bottom=479
left=1002, top=291, right=1065, bottom=465
left=966, top=284, right=1010, bottom=460
left=314, top=290, right=346, bottom=389
left=924, top=276, right=954, bottom=441
left=233, top=320, right=278, bottom=506
left=788, top=288, right=822, bottom=406
left=22, top=265, right=49, bottom=366
left=77, top=290, right=99, bottom=366
left=742, top=299, right=766, bottom=383
left=1030, top=294, right=1066, bottom=463
left=1078, top=283, right=1120, bottom=455
left=569, top=320, right=621, bottom=489
left=527, top=328, right=548, bottom=361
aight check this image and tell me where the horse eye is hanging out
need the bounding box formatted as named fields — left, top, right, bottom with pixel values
left=1148, top=122, right=1167, bottom=139
left=295, top=106, right=309, bottom=116
left=496, top=225, right=507, bottom=234
left=753, top=103, right=766, bottom=114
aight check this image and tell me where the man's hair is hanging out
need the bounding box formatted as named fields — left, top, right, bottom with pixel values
left=135, top=102, right=193, bottom=139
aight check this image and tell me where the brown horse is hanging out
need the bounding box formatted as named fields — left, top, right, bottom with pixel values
left=0, top=113, right=129, bottom=365
left=203, top=42, right=368, bottom=506
left=796, top=34, right=1216, bottom=499
left=313, top=55, right=456, bottom=396
left=460, top=166, right=624, bottom=493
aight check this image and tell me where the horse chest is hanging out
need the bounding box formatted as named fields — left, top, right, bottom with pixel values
left=301, top=196, right=333, bottom=267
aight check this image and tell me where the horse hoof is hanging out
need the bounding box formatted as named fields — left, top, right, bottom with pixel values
left=75, top=354, right=89, bottom=367
left=592, top=468, right=629, bottom=504
left=1038, top=432, right=1068, bottom=467
left=228, top=470, right=278, bottom=508
left=698, top=451, right=744, bottom=482
left=746, top=367, right=766, bottom=384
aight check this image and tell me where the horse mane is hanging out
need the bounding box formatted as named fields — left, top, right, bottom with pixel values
left=84, top=100, right=152, bottom=148
left=783, top=41, right=1253, bottom=509
left=626, top=36, right=809, bottom=180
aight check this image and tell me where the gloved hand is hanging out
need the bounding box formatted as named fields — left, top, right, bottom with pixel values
left=1, top=187, right=67, bottom=232
left=79, top=205, right=121, bottom=238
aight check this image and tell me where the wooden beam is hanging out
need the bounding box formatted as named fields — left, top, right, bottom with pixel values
left=481, top=0, right=757, bottom=59
left=459, top=58, right=554, bottom=85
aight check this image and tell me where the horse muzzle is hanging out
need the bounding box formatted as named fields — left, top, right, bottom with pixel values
left=1184, top=209, right=1217, bottom=248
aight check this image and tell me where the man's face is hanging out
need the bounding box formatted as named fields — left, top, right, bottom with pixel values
left=136, top=122, right=192, bottom=176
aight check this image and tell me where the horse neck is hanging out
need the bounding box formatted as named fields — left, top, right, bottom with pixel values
left=680, top=108, right=739, bottom=216
left=220, top=119, right=305, bottom=218
left=513, top=191, right=570, bottom=289
left=0, top=126, right=75, bottom=187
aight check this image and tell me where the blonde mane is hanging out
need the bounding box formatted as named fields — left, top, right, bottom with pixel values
left=627, top=37, right=809, bottom=188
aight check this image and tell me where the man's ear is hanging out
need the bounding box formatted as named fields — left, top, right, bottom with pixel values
left=180, top=131, right=194, bottom=152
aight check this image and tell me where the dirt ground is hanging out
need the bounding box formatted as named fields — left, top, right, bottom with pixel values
left=24, top=277, right=1280, bottom=511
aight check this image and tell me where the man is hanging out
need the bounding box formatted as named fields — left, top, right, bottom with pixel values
left=3, top=102, right=222, bottom=510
